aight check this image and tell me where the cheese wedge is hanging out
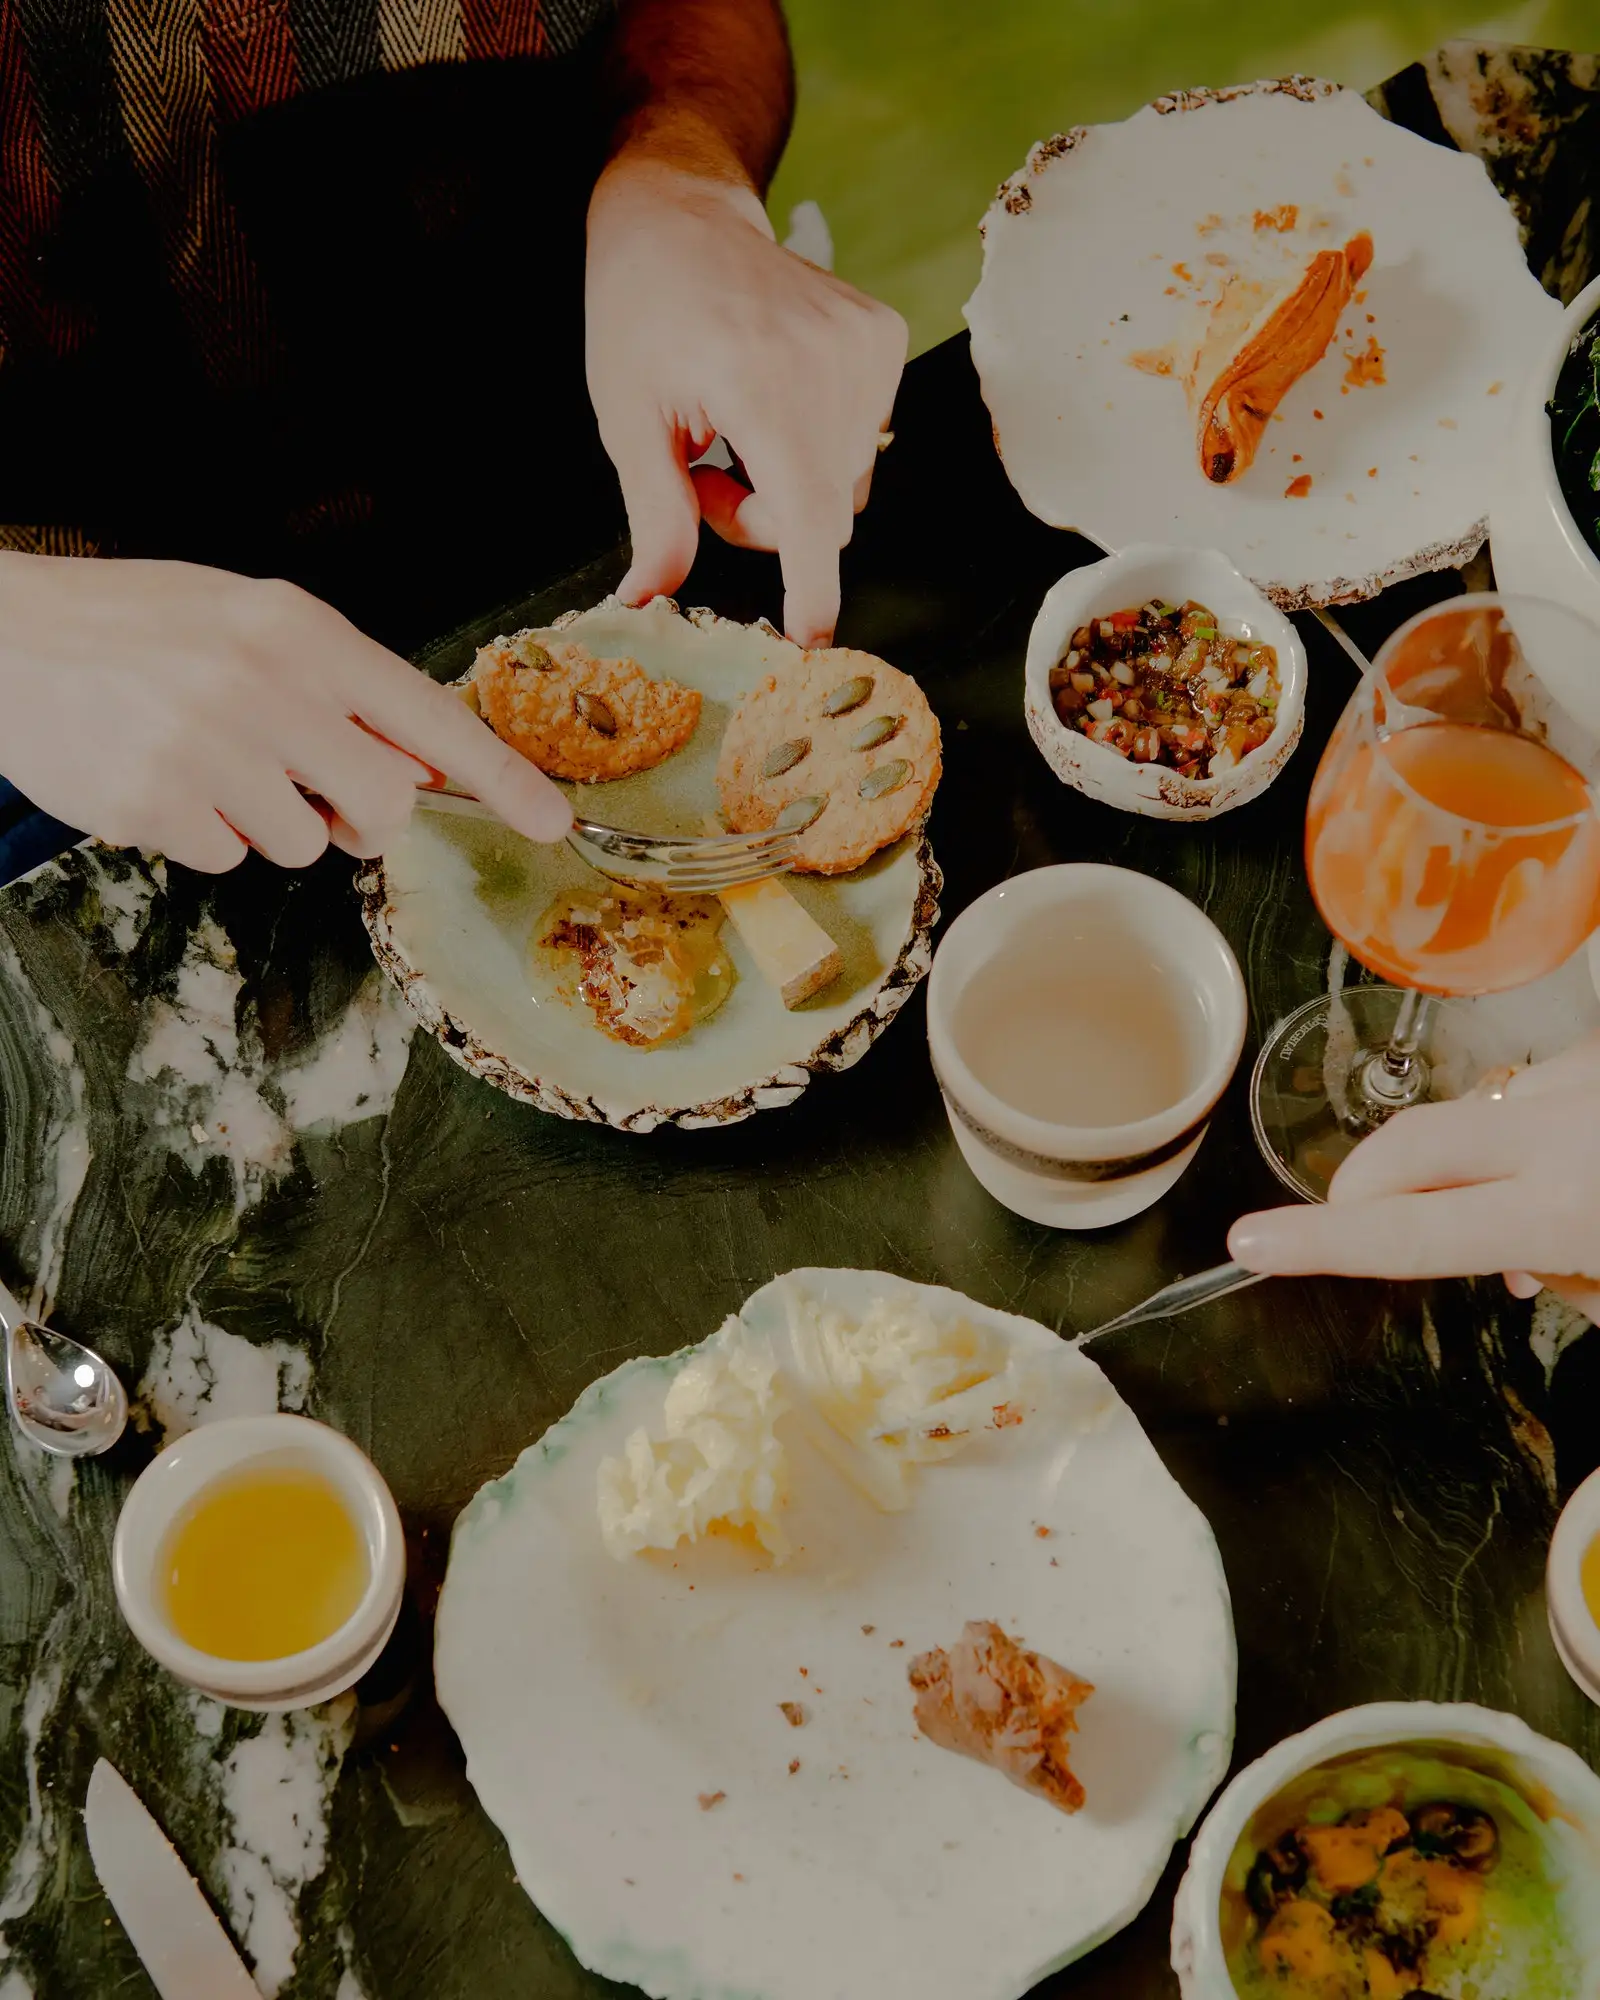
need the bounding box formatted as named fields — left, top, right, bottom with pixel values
left=703, top=813, right=842, bottom=1007
left=1190, top=231, right=1373, bottom=483
left=716, top=873, right=843, bottom=1007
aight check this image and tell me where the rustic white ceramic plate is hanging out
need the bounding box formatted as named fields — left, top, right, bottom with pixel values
left=435, top=1268, right=1237, bottom=2000
left=966, top=76, right=1562, bottom=608
left=358, top=599, right=941, bottom=1131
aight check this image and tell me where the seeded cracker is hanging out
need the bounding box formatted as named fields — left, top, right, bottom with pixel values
left=472, top=631, right=701, bottom=782
left=716, top=648, right=940, bottom=874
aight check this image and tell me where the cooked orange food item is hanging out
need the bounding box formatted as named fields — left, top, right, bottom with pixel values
left=1237, top=1799, right=1499, bottom=1999
left=1192, top=232, right=1373, bottom=484
left=907, top=1620, right=1093, bottom=1815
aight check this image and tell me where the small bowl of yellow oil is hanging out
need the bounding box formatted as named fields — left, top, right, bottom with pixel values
left=1547, top=1463, right=1600, bottom=1709
left=113, top=1413, right=405, bottom=1711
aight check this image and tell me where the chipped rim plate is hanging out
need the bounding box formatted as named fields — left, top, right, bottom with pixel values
left=965, top=75, right=1562, bottom=608
left=435, top=1267, right=1238, bottom=2000
left=357, top=598, right=942, bottom=1132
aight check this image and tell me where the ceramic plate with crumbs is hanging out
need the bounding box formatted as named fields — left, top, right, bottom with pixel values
left=436, top=1268, right=1236, bottom=2000
left=967, top=77, right=1560, bottom=607
left=359, top=597, right=941, bottom=1131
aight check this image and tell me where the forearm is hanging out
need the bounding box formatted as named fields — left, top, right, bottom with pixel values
left=598, top=0, right=794, bottom=194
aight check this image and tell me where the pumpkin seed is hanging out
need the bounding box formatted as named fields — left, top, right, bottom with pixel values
left=850, top=714, right=902, bottom=752
left=518, top=641, right=555, bottom=672
left=821, top=674, right=874, bottom=717
left=574, top=690, right=617, bottom=735
left=763, top=736, right=811, bottom=779
left=858, top=759, right=911, bottom=801
left=776, top=795, right=828, bottom=832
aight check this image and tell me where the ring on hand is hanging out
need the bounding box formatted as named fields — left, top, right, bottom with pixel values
left=876, top=429, right=895, bottom=453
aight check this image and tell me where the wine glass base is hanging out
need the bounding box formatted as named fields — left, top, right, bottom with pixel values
left=1250, top=985, right=1514, bottom=1204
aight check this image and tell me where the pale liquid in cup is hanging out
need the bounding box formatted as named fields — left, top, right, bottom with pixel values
left=951, top=914, right=1207, bottom=1126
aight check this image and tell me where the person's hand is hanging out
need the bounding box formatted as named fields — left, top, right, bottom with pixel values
left=1228, top=1028, right=1600, bottom=1323
left=0, top=552, right=571, bottom=873
left=585, top=157, right=908, bottom=646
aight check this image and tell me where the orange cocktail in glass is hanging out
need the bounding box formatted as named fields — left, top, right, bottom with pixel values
left=1251, top=596, right=1600, bottom=1202
left=1307, top=716, right=1600, bottom=996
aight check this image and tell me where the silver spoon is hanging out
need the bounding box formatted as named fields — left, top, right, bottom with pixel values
left=1, top=1278, right=128, bottom=1456
left=1073, top=1261, right=1268, bottom=1347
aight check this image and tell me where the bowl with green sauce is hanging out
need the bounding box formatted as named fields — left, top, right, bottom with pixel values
left=1491, top=272, right=1600, bottom=742
left=1170, top=1702, right=1600, bottom=2000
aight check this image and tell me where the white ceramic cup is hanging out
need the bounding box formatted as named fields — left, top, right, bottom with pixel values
left=113, top=1413, right=405, bottom=1712
left=1548, top=1464, right=1600, bottom=1709
left=926, top=863, right=1247, bottom=1228
left=1170, top=1701, right=1600, bottom=1999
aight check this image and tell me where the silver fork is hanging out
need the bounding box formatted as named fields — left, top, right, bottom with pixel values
left=413, top=783, right=823, bottom=893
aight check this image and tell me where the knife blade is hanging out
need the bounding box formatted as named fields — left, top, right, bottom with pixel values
left=84, top=1759, right=261, bottom=2000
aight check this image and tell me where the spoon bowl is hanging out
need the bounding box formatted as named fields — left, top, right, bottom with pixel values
left=2, top=1281, right=128, bottom=1457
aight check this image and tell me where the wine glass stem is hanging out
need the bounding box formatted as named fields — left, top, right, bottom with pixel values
left=1358, top=986, right=1434, bottom=1114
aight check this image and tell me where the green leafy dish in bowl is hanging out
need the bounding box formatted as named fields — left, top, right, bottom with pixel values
left=1171, top=1702, right=1600, bottom=2000
left=1221, top=1744, right=1578, bottom=2000
left=1551, top=306, right=1600, bottom=570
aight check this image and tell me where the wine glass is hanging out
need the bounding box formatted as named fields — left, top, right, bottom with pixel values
left=1251, top=594, right=1600, bottom=1202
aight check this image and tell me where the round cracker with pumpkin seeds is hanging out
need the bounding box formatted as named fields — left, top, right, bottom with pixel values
left=472, top=631, right=702, bottom=783
left=716, top=649, right=941, bottom=874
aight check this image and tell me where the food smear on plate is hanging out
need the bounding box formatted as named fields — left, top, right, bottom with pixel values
left=473, top=629, right=701, bottom=781
left=1285, top=474, right=1314, bottom=498
left=717, top=647, right=941, bottom=874
left=764, top=1276, right=1069, bottom=1512
left=535, top=887, right=734, bottom=1048
left=596, top=1281, right=1065, bottom=1559
left=162, top=1465, right=367, bottom=1661
left=1583, top=1531, right=1600, bottom=1631
left=908, top=1621, right=1093, bottom=1815
left=1047, top=598, right=1280, bottom=778
left=1342, top=334, right=1387, bottom=389
left=1191, top=232, right=1374, bottom=483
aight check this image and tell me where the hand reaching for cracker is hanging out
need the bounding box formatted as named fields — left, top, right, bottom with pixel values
left=584, top=159, right=907, bottom=648
left=1229, top=1028, right=1600, bottom=1325
left=0, top=552, right=572, bottom=872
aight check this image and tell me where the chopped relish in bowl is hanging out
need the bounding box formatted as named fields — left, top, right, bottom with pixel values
left=1047, top=598, right=1280, bottom=780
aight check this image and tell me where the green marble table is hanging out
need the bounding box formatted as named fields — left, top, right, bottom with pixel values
left=3, top=43, right=1600, bottom=2000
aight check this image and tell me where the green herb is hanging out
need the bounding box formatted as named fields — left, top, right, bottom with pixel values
left=1552, top=318, right=1600, bottom=559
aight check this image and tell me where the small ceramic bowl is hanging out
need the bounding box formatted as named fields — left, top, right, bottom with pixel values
left=1171, top=1701, right=1600, bottom=2000
left=1548, top=1464, right=1600, bottom=1708
left=1490, top=272, right=1600, bottom=740
left=113, top=1413, right=405, bottom=1712
left=926, top=862, right=1247, bottom=1228
left=1023, top=544, right=1307, bottom=820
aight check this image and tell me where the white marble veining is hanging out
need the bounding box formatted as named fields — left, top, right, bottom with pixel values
left=137, top=1307, right=312, bottom=1442
left=127, top=913, right=415, bottom=1218
left=0, top=850, right=419, bottom=1989
left=215, top=1701, right=356, bottom=1998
